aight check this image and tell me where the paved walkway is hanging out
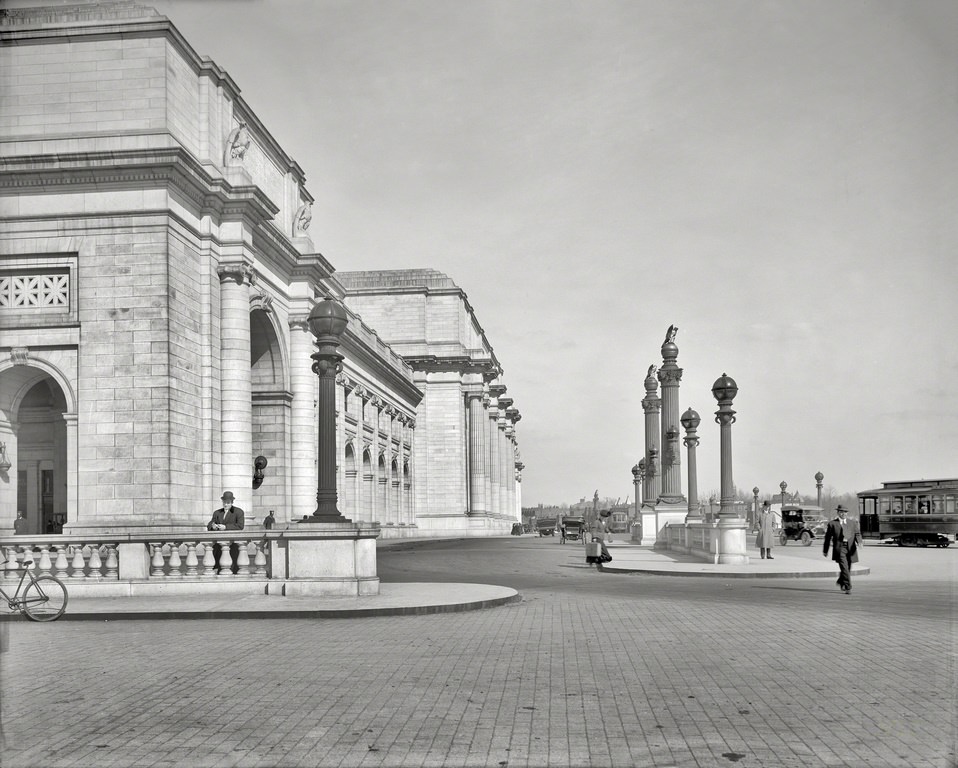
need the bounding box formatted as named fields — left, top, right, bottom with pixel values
left=1, top=539, right=950, bottom=768
left=6, top=540, right=866, bottom=621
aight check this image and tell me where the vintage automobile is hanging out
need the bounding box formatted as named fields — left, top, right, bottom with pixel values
left=778, top=506, right=827, bottom=546
left=537, top=518, right=557, bottom=536
left=559, top=517, right=585, bottom=543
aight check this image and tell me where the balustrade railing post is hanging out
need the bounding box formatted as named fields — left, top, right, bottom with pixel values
left=150, top=543, right=164, bottom=577
left=185, top=543, right=199, bottom=578
left=236, top=541, right=250, bottom=577
left=200, top=542, right=215, bottom=577
left=168, top=543, right=183, bottom=578
left=104, top=545, right=118, bottom=579
left=87, top=546, right=102, bottom=579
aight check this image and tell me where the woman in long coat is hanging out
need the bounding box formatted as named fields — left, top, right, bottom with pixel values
left=756, top=501, right=775, bottom=559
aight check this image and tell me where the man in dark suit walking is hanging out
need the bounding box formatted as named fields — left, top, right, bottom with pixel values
left=823, top=505, right=862, bottom=593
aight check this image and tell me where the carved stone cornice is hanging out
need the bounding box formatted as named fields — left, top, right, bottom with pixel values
left=488, top=383, right=507, bottom=398
left=0, top=147, right=279, bottom=225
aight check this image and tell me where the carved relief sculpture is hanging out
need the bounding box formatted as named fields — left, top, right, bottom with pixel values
left=224, top=120, right=251, bottom=165
left=292, top=202, right=312, bottom=235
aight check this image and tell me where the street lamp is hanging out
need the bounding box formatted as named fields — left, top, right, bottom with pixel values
left=307, top=297, right=350, bottom=523
left=780, top=480, right=788, bottom=511
left=680, top=407, right=701, bottom=520
left=752, top=487, right=759, bottom=530
left=711, top=373, right=739, bottom=518
left=815, top=471, right=824, bottom=508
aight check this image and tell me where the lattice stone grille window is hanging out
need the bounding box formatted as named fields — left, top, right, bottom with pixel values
left=0, top=273, right=70, bottom=309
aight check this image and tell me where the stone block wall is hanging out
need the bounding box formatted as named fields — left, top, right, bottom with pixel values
left=0, top=36, right=167, bottom=137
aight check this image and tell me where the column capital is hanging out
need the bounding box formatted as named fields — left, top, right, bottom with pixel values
left=216, top=262, right=255, bottom=286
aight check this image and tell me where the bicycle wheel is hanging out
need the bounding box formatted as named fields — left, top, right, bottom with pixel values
left=21, top=575, right=68, bottom=622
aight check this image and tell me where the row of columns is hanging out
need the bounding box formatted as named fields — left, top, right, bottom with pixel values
left=466, top=383, right=521, bottom=520
left=218, top=263, right=415, bottom=522
left=338, top=377, right=414, bottom=526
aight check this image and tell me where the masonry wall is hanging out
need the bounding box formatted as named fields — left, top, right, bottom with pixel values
left=0, top=36, right=167, bottom=137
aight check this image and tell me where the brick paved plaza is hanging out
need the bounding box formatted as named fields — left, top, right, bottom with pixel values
left=1, top=539, right=954, bottom=768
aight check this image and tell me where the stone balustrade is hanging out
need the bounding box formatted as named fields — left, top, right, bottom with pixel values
left=0, top=524, right=381, bottom=597
left=661, top=519, right=750, bottom=565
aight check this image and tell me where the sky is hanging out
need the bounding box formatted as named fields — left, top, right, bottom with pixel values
left=145, top=0, right=957, bottom=506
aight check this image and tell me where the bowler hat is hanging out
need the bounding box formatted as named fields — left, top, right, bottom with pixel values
left=836, top=504, right=847, bottom=512
left=221, top=491, right=234, bottom=502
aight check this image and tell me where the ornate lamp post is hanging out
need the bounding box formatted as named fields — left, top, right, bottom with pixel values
left=680, top=408, right=701, bottom=521
left=752, top=487, right=760, bottom=530
left=815, top=472, right=824, bottom=508
left=780, top=480, right=788, bottom=511
left=631, top=461, right=644, bottom=510
left=711, top=373, right=739, bottom=518
left=307, top=297, right=350, bottom=523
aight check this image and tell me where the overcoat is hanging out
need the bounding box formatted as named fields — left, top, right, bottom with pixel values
left=207, top=507, right=245, bottom=531
left=755, top=510, right=776, bottom=549
left=822, top=517, right=862, bottom=563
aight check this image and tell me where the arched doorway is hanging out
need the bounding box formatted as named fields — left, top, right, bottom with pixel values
left=250, top=307, right=288, bottom=520
left=0, top=366, right=73, bottom=536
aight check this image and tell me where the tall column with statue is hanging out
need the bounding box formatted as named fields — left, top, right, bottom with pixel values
left=640, top=365, right=661, bottom=546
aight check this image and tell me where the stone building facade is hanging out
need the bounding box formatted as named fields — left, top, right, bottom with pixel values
left=0, top=3, right=519, bottom=538
left=338, top=270, right=523, bottom=531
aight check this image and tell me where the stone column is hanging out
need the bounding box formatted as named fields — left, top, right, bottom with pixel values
left=712, top=372, right=748, bottom=564
left=487, top=391, right=501, bottom=517
left=217, top=263, right=254, bottom=508
left=641, top=366, right=661, bottom=505
left=498, top=418, right=509, bottom=519
left=657, top=328, right=685, bottom=505
left=482, top=389, right=493, bottom=517
left=466, top=391, right=488, bottom=516
left=289, top=314, right=317, bottom=521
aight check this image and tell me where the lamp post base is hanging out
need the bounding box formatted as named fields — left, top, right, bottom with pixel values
left=303, top=514, right=353, bottom=524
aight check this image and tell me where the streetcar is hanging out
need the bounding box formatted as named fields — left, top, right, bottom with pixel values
left=857, top=478, right=958, bottom=547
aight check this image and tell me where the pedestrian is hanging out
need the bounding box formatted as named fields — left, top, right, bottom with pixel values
left=263, top=511, right=275, bottom=530
left=822, top=505, right=862, bottom=593
left=586, top=511, right=612, bottom=569
left=756, top=500, right=775, bottom=559
left=13, top=510, right=27, bottom=535
left=207, top=491, right=245, bottom=574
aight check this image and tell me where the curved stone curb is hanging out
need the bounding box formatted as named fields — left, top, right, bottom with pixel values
left=0, top=583, right=522, bottom=622
left=601, top=565, right=870, bottom=579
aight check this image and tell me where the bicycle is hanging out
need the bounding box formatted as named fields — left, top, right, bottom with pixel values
left=0, top=558, right=69, bottom=621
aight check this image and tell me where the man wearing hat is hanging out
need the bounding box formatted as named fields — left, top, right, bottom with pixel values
left=207, top=492, right=245, bottom=574
left=822, top=505, right=862, bottom=593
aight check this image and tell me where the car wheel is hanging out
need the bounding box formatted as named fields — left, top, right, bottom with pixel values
left=801, top=531, right=812, bottom=546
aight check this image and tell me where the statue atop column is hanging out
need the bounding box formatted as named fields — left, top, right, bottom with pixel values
left=664, top=325, right=678, bottom=345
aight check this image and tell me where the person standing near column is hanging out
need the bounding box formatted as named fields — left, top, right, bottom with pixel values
left=756, top=500, right=775, bottom=559
left=823, top=505, right=862, bottom=593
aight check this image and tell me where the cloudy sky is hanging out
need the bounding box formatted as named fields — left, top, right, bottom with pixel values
left=150, top=0, right=957, bottom=506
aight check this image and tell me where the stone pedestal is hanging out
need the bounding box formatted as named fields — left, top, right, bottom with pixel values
left=266, top=522, right=380, bottom=596
left=639, top=507, right=658, bottom=546
left=714, top=516, right=749, bottom=564
left=652, top=503, right=688, bottom=549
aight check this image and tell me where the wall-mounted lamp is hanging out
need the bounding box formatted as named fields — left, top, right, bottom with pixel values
left=253, top=455, right=268, bottom=489
left=0, top=442, right=11, bottom=473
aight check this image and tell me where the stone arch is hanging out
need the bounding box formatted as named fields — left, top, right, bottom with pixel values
left=390, top=456, right=400, bottom=524
left=0, top=363, right=74, bottom=536
left=250, top=307, right=289, bottom=517
left=361, top=446, right=373, bottom=521
left=377, top=452, right=387, bottom=523
left=343, top=441, right=357, bottom=518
